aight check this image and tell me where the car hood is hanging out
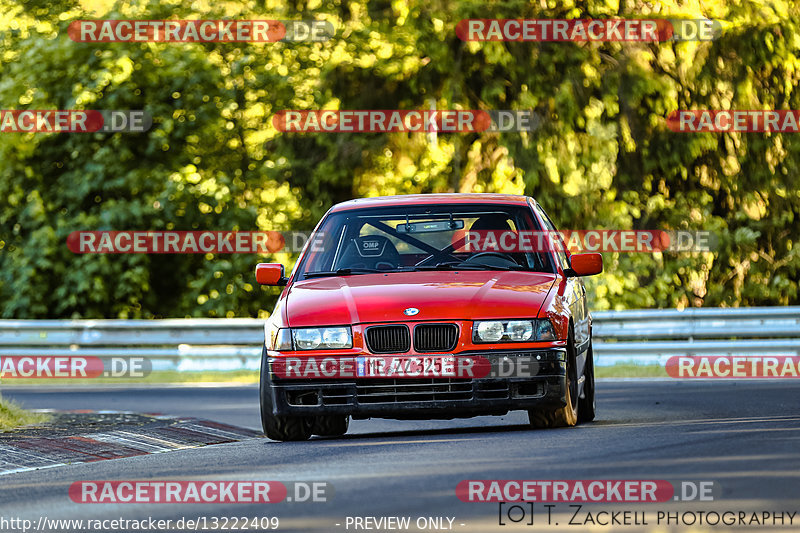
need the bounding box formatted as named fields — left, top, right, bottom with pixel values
left=285, top=271, right=556, bottom=326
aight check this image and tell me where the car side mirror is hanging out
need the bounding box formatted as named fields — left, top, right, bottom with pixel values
left=255, top=263, right=288, bottom=286
left=566, top=253, right=603, bottom=277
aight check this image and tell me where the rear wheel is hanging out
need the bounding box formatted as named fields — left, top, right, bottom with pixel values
left=312, top=415, right=349, bottom=437
left=577, top=341, right=596, bottom=423
left=528, top=327, right=579, bottom=428
left=259, top=347, right=313, bottom=441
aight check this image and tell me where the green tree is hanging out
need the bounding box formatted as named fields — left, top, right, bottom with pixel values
left=1, top=0, right=798, bottom=318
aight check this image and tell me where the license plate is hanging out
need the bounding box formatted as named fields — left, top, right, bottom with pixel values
left=356, top=356, right=455, bottom=377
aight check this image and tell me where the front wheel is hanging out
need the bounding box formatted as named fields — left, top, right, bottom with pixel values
left=528, top=328, right=579, bottom=428
left=312, top=415, right=349, bottom=437
left=577, top=341, right=596, bottom=423
left=259, top=347, right=313, bottom=441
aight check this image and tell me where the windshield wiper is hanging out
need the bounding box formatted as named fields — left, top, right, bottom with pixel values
left=303, top=268, right=384, bottom=279
left=413, top=261, right=524, bottom=271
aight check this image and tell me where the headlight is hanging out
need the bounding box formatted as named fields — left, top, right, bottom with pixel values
left=506, top=320, right=534, bottom=341
left=291, top=327, right=353, bottom=350
left=476, top=321, right=504, bottom=342
left=322, top=327, right=351, bottom=348
left=473, top=319, right=555, bottom=343
left=294, top=328, right=322, bottom=349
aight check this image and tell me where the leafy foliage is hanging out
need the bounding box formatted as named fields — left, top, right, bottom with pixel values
left=1, top=0, right=798, bottom=317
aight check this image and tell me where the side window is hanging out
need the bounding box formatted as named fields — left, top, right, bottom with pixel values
left=535, top=204, right=570, bottom=271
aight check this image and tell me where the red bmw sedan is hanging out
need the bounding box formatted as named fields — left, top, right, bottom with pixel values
left=255, top=194, right=602, bottom=441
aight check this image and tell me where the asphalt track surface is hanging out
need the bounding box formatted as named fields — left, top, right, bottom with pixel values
left=2, top=381, right=800, bottom=532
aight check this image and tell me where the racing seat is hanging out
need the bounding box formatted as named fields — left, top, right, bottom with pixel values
left=469, top=213, right=513, bottom=232
left=336, top=235, right=402, bottom=270
left=466, top=213, right=528, bottom=268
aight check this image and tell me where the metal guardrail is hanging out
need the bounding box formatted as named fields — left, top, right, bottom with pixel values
left=0, top=319, right=263, bottom=371
left=592, top=306, right=800, bottom=366
left=0, top=307, right=797, bottom=370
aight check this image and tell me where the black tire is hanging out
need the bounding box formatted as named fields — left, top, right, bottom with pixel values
left=528, top=326, right=579, bottom=428
left=312, top=415, right=349, bottom=437
left=259, top=346, right=313, bottom=441
left=577, top=341, right=596, bottom=423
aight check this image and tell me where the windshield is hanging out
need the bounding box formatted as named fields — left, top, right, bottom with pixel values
left=295, top=203, right=553, bottom=279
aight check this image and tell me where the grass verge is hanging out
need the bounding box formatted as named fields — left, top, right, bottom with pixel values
left=0, top=394, right=50, bottom=431
left=596, top=363, right=667, bottom=378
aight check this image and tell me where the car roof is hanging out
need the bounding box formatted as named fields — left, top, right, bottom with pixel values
left=330, top=193, right=533, bottom=212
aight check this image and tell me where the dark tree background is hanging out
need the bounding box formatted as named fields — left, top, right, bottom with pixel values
left=1, top=0, right=798, bottom=318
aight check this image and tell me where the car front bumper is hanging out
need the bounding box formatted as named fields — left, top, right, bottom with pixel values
left=265, top=348, right=568, bottom=419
